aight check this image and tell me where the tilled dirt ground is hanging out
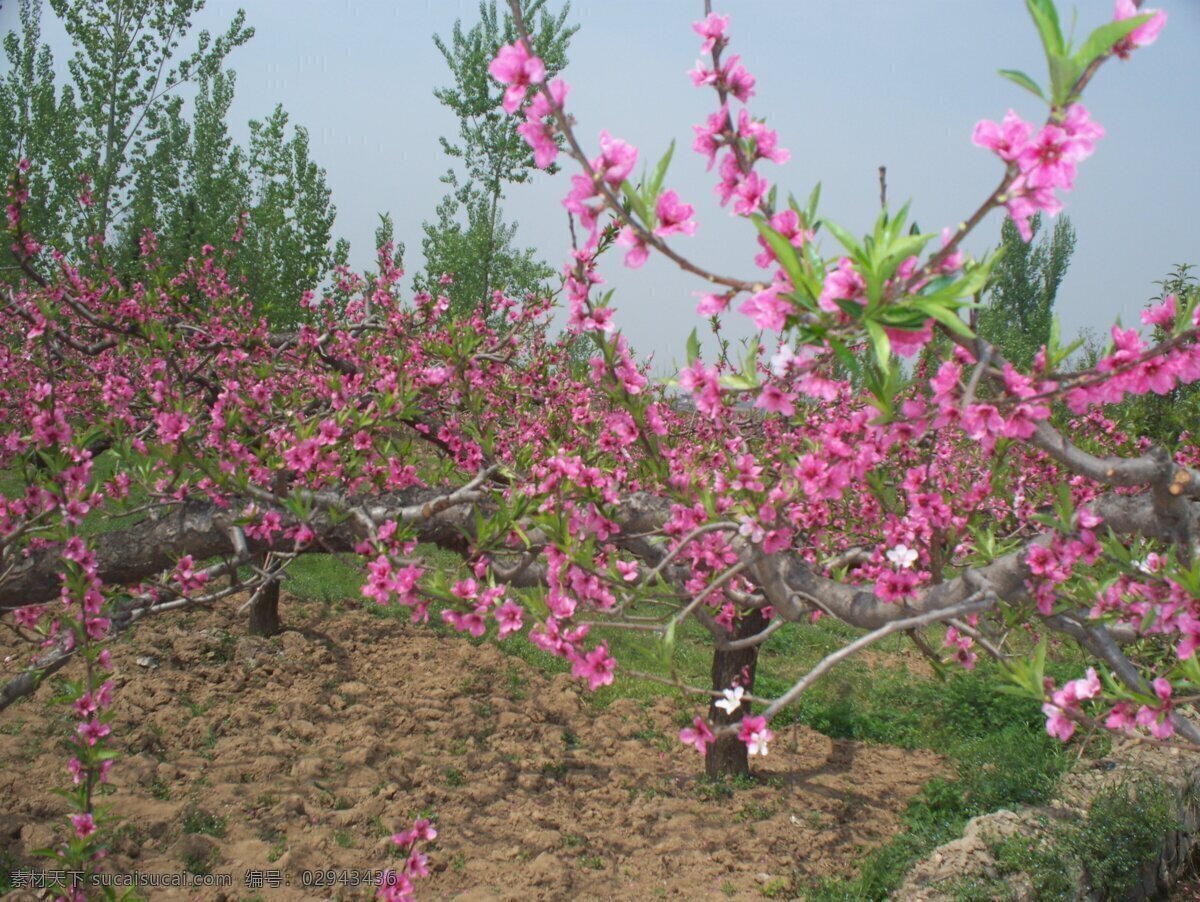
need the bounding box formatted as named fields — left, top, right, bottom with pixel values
left=0, top=596, right=942, bottom=900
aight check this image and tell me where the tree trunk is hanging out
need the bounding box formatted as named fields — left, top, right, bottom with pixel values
left=478, top=185, right=500, bottom=319
left=248, top=575, right=281, bottom=637
left=705, top=608, right=768, bottom=780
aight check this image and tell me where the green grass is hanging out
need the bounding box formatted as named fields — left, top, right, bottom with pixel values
left=181, top=807, right=226, bottom=838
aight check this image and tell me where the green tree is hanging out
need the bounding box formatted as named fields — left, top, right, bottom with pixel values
left=977, top=214, right=1076, bottom=371
left=0, top=0, right=83, bottom=261
left=416, top=0, right=576, bottom=318
left=0, top=0, right=250, bottom=272
left=2, top=0, right=339, bottom=324
left=239, top=105, right=336, bottom=324
left=49, top=0, right=253, bottom=249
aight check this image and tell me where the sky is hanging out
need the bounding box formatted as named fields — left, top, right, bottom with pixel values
left=4, top=0, right=1198, bottom=375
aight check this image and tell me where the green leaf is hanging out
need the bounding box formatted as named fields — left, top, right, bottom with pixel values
left=751, top=214, right=806, bottom=293
left=742, top=335, right=760, bottom=377
left=620, top=180, right=650, bottom=227
left=1073, top=15, right=1150, bottom=70
left=647, top=139, right=675, bottom=201
left=912, top=299, right=975, bottom=338
left=864, top=320, right=892, bottom=371
left=820, top=218, right=863, bottom=259
left=685, top=327, right=700, bottom=365
left=1026, top=0, right=1065, bottom=56
left=805, top=182, right=822, bottom=222
left=719, top=373, right=757, bottom=391
left=883, top=232, right=934, bottom=267
left=1048, top=55, right=1084, bottom=106
left=827, top=337, right=860, bottom=378
left=998, top=68, right=1046, bottom=101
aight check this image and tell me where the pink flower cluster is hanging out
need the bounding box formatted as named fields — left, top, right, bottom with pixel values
left=377, top=817, right=437, bottom=902
left=973, top=104, right=1104, bottom=241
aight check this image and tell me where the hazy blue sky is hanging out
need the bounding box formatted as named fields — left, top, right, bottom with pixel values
left=7, top=1, right=1199, bottom=373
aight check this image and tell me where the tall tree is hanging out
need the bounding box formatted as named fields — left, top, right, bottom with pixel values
left=48, top=0, right=253, bottom=250
left=2, top=0, right=339, bottom=324
left=416, top=0, right=575, bottom=318
left=0, top=0, right=83, bottom=260
left=239, top=105, right=336, bottom=324
left=976, top=214, right=1076, bottom=371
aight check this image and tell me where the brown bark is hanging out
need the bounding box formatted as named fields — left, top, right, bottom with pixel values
left=248, top=575, right=281, bottom=637
left=705, top=607, right=768, bottom=780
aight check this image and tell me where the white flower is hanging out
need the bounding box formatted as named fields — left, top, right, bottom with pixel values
left=886, top=544, right=918, bottom=570
left=770, top=345, right=797, bottom=378
left=770, top=343, right=817, bottom=378
left=715, top=685, right=745, bottom=714
left=1133, top=553, right=1161, bottom=576
left=738, top=518, right=764, bottom=544
left=747, top=730, right=770, bottom=756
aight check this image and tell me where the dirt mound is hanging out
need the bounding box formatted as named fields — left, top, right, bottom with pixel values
left=1, top=597, right=942, bottom=899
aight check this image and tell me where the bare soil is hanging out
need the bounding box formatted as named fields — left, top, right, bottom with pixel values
left=0, top=596, right=942, bottom=900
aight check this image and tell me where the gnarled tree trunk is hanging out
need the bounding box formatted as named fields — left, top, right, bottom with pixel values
left=705, top=607, right=768, bottom=780
left=248, top=555, right=282, bottom=636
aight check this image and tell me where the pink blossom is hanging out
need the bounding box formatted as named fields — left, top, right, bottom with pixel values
left=737, top=109, right=789, bottom=165
left=593, top=131, right=638, bottom=185
left=653, top=190, right=697, bottom=238
left=692, top=12, right=729, bottom=54
left=488, top=42, right=546, bottom=113
left=571, top=642, right=616, bottom=690
left=818, top=258, right=866, bottom=314
left=731, top=170, right=768, bottom=215
left=738, top=715, right=773, bottom=756
left=1112, top=0, right=1166, bottom=59
left=739, top=285, right=793, bottom=331
left=972, top=110, right=1033, bottom=162
left=518, top=120, right=558, bottom=169
left=77, top=719, right=110, bottom=746
left=884, top=322, right=934, bottom=358
left=695, top=293, right=729, bottom=316
left=692, top=106, right=728, bottom=170
left=1135, top=677, right=1174, bottom=739
left=754, top=384, right=795, bottom=417
left=614, top=560, right=639, bottom=582
left=754, top=209, right=810, bottom=270
left=71, top=813, right=96, bottom=839
left=1042, top=702, right=1077, bottom=741
left=1141, top=293, right=1176, bottom=329
left=679, top=716, right=715, bottom=754
left=1017, top=124, right=1085, bottom=190
left=722, top=55, right=756, bottom=102
left=494, top=600, right=524, bottom=637
left=616, top=226, right=650, bottom=268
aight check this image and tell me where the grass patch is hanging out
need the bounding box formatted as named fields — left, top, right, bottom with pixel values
left=181, top=807, right=226, bottom=838
left=1070, top=775, right=1177, bottom=897
left=801, top=665, right=1075, bottom=901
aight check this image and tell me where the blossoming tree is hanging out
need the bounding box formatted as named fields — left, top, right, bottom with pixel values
left=1, top=0, right=1196, bottom=894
